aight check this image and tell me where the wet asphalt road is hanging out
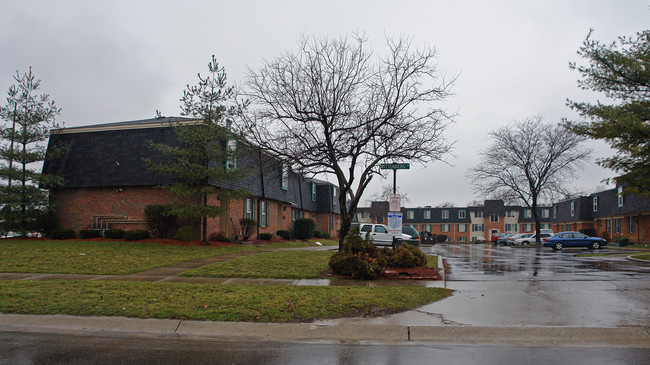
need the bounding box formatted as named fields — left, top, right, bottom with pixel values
left=3, top=332, right=649, bottom=365
left=335, top=244, right=650, bottom=328
left=424, top=244, right=650, bottom=281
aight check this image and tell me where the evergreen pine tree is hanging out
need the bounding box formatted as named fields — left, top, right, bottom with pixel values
left=0, top=68, right=62, bottom=236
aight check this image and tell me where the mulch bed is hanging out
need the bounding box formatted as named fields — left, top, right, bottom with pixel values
left=380, top=267, right=443, bottom=280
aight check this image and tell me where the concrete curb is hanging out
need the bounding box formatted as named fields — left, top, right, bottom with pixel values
left=1, top=314, right=649, bottom=347
left=627, top=255, right=650, bottom=263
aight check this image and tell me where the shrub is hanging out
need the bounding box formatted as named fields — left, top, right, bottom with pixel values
left=239, top=218, right=256, bottom=241
left=328, top=251, right=380, bottom=279
left=124, top=229, right=150, bottom=241
left=144, top=204, right=179, bottom=238
left=293, top=218, right=316, bottom=240
left=579, top=228, right=597, bottom=237
left=104, top=229, right=125, bottom=239
left=313, top=230, right=323, bottom=238
left=614, top=236, right=630, bottom=244
left=436, top=234, right=448, bottom=243
left=49, top=229, right=76, bottom=240
left=321, top=231, right=330, bottom=239
left=259, top=233, right=273, bottom=240
left=377, top=243, right=427, bottom=268
left=209, top=231, right=230, bottom=243
left=175, top=226, right=195, bottom=242
left=276, top=230, right=293, bottom=240
left=79, top=229, right=101, bottom=239
left=343, top=227, right=375, bottom=255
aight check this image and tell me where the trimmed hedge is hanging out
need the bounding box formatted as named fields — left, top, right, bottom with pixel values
left=79, top=229, right=101, bottom=239
left=259, top=233, right=273, bottom=240
left=124, top=229, right=150, bottom=241
left=293, top=218, right=316, bottom=240
left=104, top=229, right=125, bottom=239
left=436, top=234, right=448, bottom=243
left=49, top=229, right=76, bottom=240
left=276, top=230, right=293, bottom=240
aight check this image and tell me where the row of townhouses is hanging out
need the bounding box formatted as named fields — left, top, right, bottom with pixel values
left=42, top=117, right=650, bottom=243
left=356, top=186, right=650, bottom=242
left=42, top=117, right=341, bottom=239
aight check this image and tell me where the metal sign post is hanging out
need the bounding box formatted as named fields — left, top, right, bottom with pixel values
left=380, top=163, right=410, bottom=247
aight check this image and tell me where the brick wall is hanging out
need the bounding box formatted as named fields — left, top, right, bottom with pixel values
left=52, top=186, right=183, bottom=232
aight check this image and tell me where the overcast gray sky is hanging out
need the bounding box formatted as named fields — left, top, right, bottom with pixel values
left=2, top=0, right=648, bottom=207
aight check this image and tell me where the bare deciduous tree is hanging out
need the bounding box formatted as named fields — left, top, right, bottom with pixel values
left=467, top=116, right=591, bottom=243
left=239, top=34, right=455, bottom=249
left=365, top=185, right=411, bottom=205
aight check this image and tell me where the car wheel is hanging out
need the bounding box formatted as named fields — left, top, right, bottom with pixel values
left=590, top=241, right=600, bottom=250
left=522, top=241, right=529, bottom=245
left=553, top=242, right=563, bottom=250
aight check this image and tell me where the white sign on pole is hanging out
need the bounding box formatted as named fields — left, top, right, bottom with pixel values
left=389, top=194, right=401, bottom=212
left=388, top=212, right=403, bottom=236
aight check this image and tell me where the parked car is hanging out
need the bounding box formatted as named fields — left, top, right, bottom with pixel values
left=473, top=236, right=486, bottom=244
left=354, top=223, right=411, bottom=246
left=543, top=231, right=608, bottom=250
left=514, top=233, right=552, bottom=245
left=402, top=226, right=420, bottom=240
left=496, top=233, right=513, bottom=246
left=506, top=233, right=533, bottom=245
left=491, top=232, right=507, bottom=244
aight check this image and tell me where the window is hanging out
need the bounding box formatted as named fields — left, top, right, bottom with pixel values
left=541, top=209, right=549, bottom=219
left=458, top=237, right=467, bottom=242
left=618, top=186, right=624, bottom=207
left=458, top=224, right=467, bottom=232
left=471, top=224, right=484, bottom=232
left=593, top=196, right=598, bottom=212
left=442, top=210, right=449, bottom=219
left=570, top=202, right=575, bottom=217
left=505, top=224, right=518, bottom=232
left=422, top=224, right=432, bottom=233
left=506, top=210, right=516, bottom=217
left=490, top=214, right=498, bottom=223
left=423, top=210, right=431, bottom=219
left=474, top=211, right=483, bottom=218
left=441, top=224, right=450, bottom=232
left=374, top=225, right=388, bottom=233
left=627, top=216, right=635, bottom=234
left=458, top=210, right=466, bottom=219
left=605, top=219, right=611, bottom=233
left=226, top=139, right=237, bottom=170
left=311, top=182, right=317, bottom=202
left=521, top=223, right=533, bottom=232
left=614, top=218, right=621, bottom=234
left=332, top=186, right=337, bottom=205
left=281, top=163, right=289, bottom=190
left=524, top=209, right=532, bottom=218
left=244, top=198, right=255, bottom=219
left=553, top=206, right=557, bottom=219
left=407, top=210, right=414, bottom=219
left=259, top=201, right=269, bottom=227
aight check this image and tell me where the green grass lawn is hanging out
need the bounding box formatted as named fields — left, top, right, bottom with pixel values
left=0, top=280, right=451, bottom=322
left=182, top=251, right=334, bottom=279
left=0, top=240, right=319, bottom=275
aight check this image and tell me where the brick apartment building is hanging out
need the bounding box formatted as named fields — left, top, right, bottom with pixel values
left=357, top=185, right=650, bottom=242
left=356, top=200, right=552, bottom=242
left=42, top=117, right=341, bottom=240
left=551, top=185, right=650, bottom=242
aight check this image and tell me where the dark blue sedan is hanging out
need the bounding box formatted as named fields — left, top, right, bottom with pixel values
left=543, top=231, right=608, bottom=250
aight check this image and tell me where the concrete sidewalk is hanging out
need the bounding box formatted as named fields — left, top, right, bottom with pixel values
left=1, top=313, right=649, bottom=348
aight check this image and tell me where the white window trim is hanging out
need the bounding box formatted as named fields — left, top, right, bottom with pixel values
left=442, top=210, right=449, bottom=219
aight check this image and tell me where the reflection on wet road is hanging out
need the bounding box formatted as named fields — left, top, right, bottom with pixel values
left=423, top=244, right=650, bottom=281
